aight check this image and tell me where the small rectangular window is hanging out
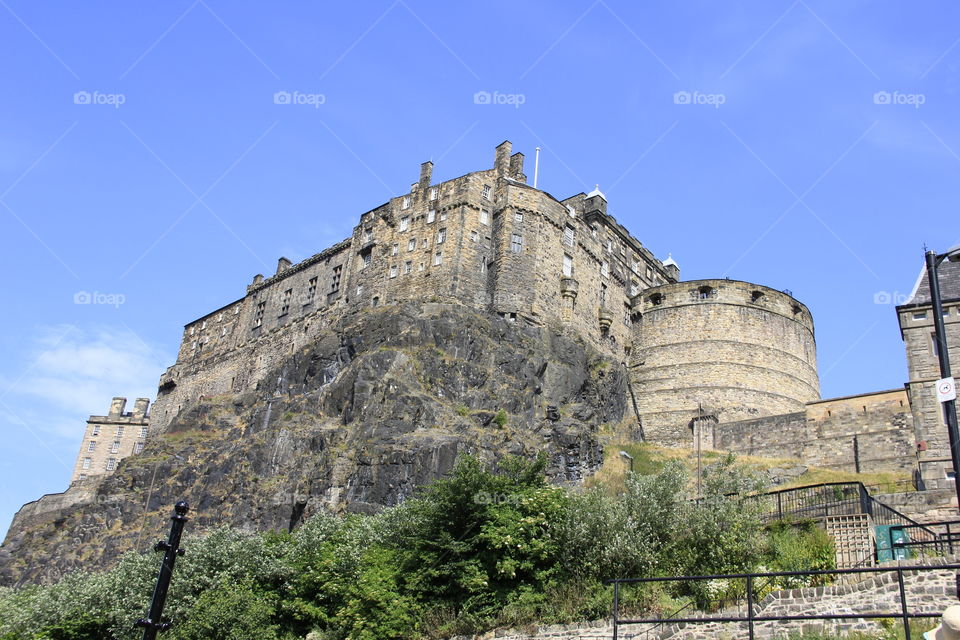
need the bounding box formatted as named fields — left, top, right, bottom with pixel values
left=134, top=442, right=144, bottom=454
left=87, top=440, right=96, bottom=452
left=399, top=216, right=410, bottom=231
left=434, top=252, right=443, bottom=266
left=82, top=457, right=91, bottom=470
left=480, top=209, right=490, bottom=225
left=511, top=233, right=523, bottom=253
left=601, top=261, right=609, bottom=278
left=913, top=311, right=927, bottom=320
left=362, top=252, right=372, bottom=268
left=437, top=228, right=446, bottom=244
left=116, top=426, right=124, bottom=437
left=407, top=238, right=416, bottom=252
left=363, top=227, right=373, bottom=242
left=92, top=425, right=100, bottom=436
left=139, top=427, right=148, bottom=438
left=439, top=210, right=447, bottom=221
left=404, top=261, right=412, bottom=274
left=106, top=458, right=117, bottom=471
left=402, top=196, right=411, bottom=210
left=391, top=244, right=398, bottom=256
left=389, top=265, right=398, bottom=278
left=429, top=187, right=438, bottom=200
left=418, top=262, right=425, bottom=272
left=515, top=211, right=523, bottom=222
left=563, top=226, right=575, bottom=247
left=331, top=265, right=342, bottom=292
left=427, top=210, right=436, bottom=224
left=357, top=284, right=364, bottom=297
left=480, top=259, right=487, bottom=274
left=471, top=231, right=479, bottom=242
left=482, top=184, right=491, bottom=200
left=562, top=253, right=573, bottom=277
left=111, top=441, right=120, bottom=453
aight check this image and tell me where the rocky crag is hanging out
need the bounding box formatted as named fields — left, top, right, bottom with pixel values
left=0, top=303, right=629, bottom=586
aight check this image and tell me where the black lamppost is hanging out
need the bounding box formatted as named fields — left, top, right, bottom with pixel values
left=135, top=501, right=189, bottom=639
left=925, top=246, right=960, bottom=510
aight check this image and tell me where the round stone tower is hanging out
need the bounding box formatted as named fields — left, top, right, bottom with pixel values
left=631, top=279, right=819, bottom=446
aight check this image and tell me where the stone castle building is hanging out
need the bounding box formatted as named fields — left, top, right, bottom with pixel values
left=69, top=397, right=149, bottom=484
left=145, top=140, right=818, bottom=446
left=62, top=140, right=957, bottom=490
left=897, top=260, right=960, bottom=489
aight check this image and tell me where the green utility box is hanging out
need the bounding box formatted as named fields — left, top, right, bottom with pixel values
left=875, top=525, right=911, bottom=562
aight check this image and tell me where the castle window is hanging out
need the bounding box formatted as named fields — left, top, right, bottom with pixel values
left=361, top=251, right=372, bottom=269
left=408, top=239, right=416, bottom=252
left=480, top=259, right=487, bottom=274
left=134, top=442, right=144, bottom=454
left=356, top=284, right=364, bottom=297
left=913, top=311, right=927, bottom=320
left=751, top=290, right=765, bottom=303
left=116, top=426, right=124, bottom=437
left=419, top=262, right=425, bottom=271
left=437, top=228, right=446, bottom=244
left=434, top=251, right=443, bottom=266
left=427, top=210, right=435, bottom=224
left=515, top=211, right=523, bottom=222
left=697, top=286, right=715, bottom=300
left=391, top=244, right=398, bottom=256
left=624, top=304, right=632, bottom=326
left=562, top=253, right=573, bottom=277
left=601, top=261, right=609, bottom=278
left=92, top=425, right=100, bottom=436
left=421, top=237, right=428, bottom=248
left=399, top=216, right=410, bottom=231
left=106, top=458, right=116, bottom=471
left=511, top=234, right=523, bottom=253
left=440, top=210, right=447, bottom=221
left=87, top=440, right=96, bottom=452
left=632, top=261, right=641, bottom=275
left=563, top=225, right=575, bottom=247
left=429, top=187, right=438, bottom=201
left=139, top=427, right=148, bottom=438
left=482, top=184, right=491, bottom=200
left=606, top=239, right=613, bottom=253
left=363, top=227, right=373, bottom=242
left=471, top=231, right=479, bottom=243
left=649, top=293, right=664, bottom=306
left=372, top=296, right=380, bottom=307
left=630, top=281, right=640, bottom=297
left=402, top=196, right=411, bottom=210
left=82, top=457, right=91, bottom=470
left=111, top=441, right=120, bottom=454
left=792, top=304, right=802, bottom=315
left=389, top=265, right=398, bottom=278
left=280, top=289, right=292, bottom=316
left=600, top=283, right=607, bottom=307
left=404, top=261, right=412, bottom=274
left=646, top=266, right=652, bottom=279
left=307, top=277, right=318, bottom=302
left=331, top=265, right=342, bottom=292
left=480, top=209, right=490, bottom=225
left=254, top=301, right=266, bottom=328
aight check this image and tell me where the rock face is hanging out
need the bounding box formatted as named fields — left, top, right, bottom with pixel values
left=0, top=304, right=627, bottom=586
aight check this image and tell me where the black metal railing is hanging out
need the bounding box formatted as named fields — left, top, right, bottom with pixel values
left=608, top=563, right=960, bottom=640
left=892, top=520, right=960, bottom=557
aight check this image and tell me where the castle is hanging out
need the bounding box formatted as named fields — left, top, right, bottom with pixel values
left=67, top=140, right=958, bottom=492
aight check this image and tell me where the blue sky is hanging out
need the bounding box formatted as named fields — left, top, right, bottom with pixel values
left=1, top=0, right=959, bottom=534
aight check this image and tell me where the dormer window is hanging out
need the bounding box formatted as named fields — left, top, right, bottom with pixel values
left=402, top=196, right=411, bottom=209
left=429, top=187, right=438, bottom=201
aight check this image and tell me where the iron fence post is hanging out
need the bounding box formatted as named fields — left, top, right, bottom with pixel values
left=949, top=523, right=955, bottom=555
left=612, top=580, right=619, bottom=640
left=135, top=501, right=189, bottom=640
left=897, top=567, right=910, bottom=640
left=747, top=574, right=755, bottom=640
left=777, top=493, right=782, bottom=520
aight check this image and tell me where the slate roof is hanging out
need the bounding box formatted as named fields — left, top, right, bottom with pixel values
left=906, top=258, right=960, bottom=305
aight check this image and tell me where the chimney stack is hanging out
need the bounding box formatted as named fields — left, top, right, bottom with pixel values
left=419, top=161, right=433, bottom=190
left=494, top=140, right=512, bottom=177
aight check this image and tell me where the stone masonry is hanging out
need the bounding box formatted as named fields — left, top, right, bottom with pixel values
left=69, top=397, right=149, bottom=484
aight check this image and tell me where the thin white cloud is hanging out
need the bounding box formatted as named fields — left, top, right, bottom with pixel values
left=1, top=325, right=171, bottom=440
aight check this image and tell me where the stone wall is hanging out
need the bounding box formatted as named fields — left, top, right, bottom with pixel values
left=714, top=389, right=915, bottom=473
left=632, top=279, right=819, bottom=445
